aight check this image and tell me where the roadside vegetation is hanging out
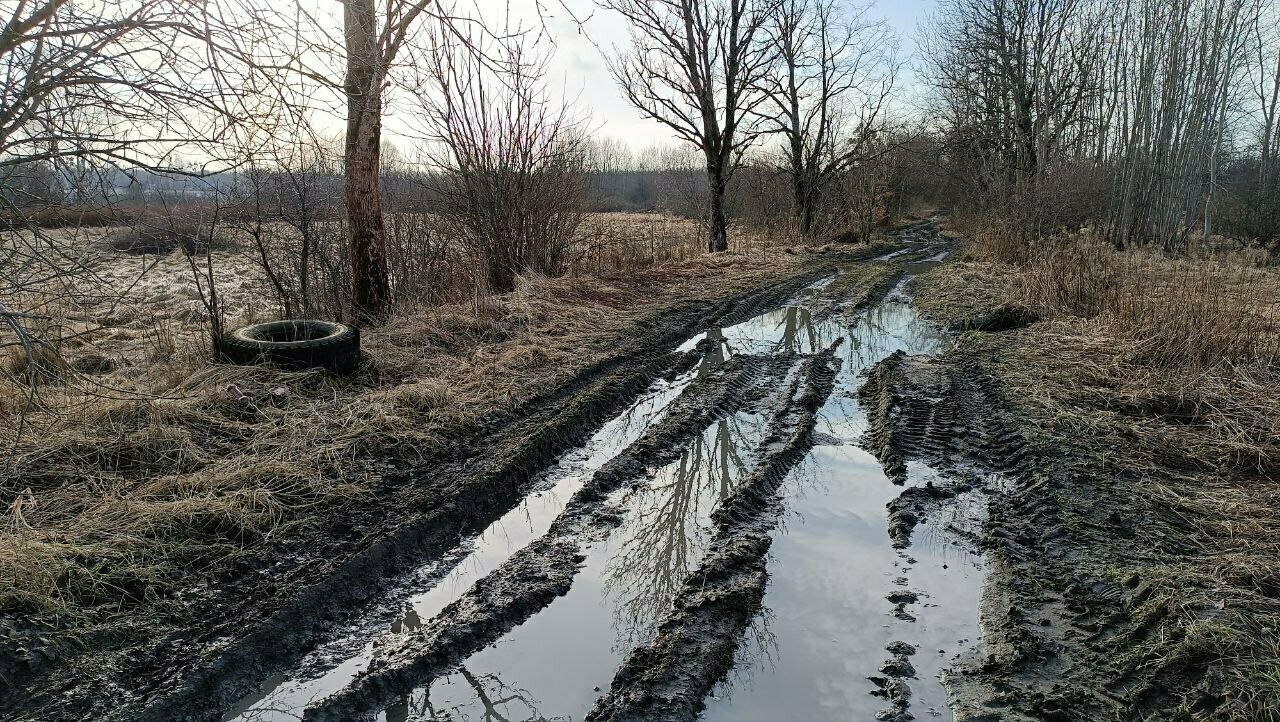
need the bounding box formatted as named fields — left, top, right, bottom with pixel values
left=915, top=221, right=1280, bottom=716
left=900, top=0, right=1280, bottom=715
left=2, top=0, right=1280, bottom=718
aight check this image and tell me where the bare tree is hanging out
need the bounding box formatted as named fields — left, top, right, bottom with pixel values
left=603, top=0, right=780, bottom=252
left=339, top=0, right=438, bottom=322
left=924, top=0, right=1273, bottom=252
left=923, top=0, right=1105, bottom=187
left=760, top=0, right=897, bottom=236
left=0, top=0, right=252, bottom=429
left=412, top=22, right=587, bottom=293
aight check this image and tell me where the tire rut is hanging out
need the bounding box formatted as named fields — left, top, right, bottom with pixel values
left=301, top=351, right=804, bottom=721
left=585, top=344, right=842, bottom=722
left=857, top=351, right=1028, bottom=547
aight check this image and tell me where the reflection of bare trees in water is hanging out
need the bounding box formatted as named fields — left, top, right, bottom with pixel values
left=385, top=666, right=563, bottom=722
left=844, top=301, right=942, bottom=371
left=774, top=306, right=820, bottom=354
left=380, top=604, right=563, bottom=722
left=705, top=606, right=780, bottom=704
left=696, top=327, right=730, bottom=378
left=591, top=371, right=696, bottom=459
left=603, top=413, right=764, bottom=647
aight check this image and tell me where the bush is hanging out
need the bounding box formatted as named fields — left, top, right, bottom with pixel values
left=1019, top=231, right=1280, bottom=369
left=106, top=214, right=225, bottom=255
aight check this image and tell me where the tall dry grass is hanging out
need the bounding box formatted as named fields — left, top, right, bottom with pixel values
left=0, top=236, right=814, bottom=620
left=925, top=217, right=1280, bottom=717
left=1018, top=232, right=1280, bottom=370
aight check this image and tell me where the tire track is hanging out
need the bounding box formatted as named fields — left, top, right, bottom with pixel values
left=301, top=351, right=803, bottom=721
left=585, top=344, right=842, bottom=722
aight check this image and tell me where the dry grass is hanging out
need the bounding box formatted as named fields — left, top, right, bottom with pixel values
left=918, top=219, right=1280, bottom=718
left=0, top=227, right=821, bottom=621
left=1019, top=232, right=1279, bottom=369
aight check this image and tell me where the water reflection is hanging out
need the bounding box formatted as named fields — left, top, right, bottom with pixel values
left=384, top=409, right=770, bottom=721
left=701, top=295, right=981, bottom=722
left=385, top=667, right=563, bottom=722
left=695, top=328, right=729, bottom=378
left=228, top=257, right=961, bottom=722
left=227, top=376, right=697, bottom=722
left=774, top=307, right=817, bottom=354
left=604, top=414, right=761, bottom=646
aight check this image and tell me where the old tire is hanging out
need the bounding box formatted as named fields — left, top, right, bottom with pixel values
left=219, top=320, right=361, bottom=374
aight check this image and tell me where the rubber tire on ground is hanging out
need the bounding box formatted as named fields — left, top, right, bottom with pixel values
left=218, top=320, right=361, bottom=374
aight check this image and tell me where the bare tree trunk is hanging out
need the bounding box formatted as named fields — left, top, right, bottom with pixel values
left=604, top=0, right=776, bottom=256
left=344, top=0, right=391, bottom=323
left=708, top=166, right=730, bottom=252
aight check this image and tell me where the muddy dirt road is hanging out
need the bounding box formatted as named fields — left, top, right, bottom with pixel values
left=184, top=219, right=999, bottom=722
left=7, top=219, right=1017, bottom=722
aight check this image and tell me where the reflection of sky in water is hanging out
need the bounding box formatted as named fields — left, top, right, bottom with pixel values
left=378, top=410, right=769, bottom=721
left=226, top=376, right=696, bottom=721
left=701, top=295, right=985, bottom=722
left=226, top=257, right=985, bottom=722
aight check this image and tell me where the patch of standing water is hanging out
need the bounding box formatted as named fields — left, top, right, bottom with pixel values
left=375, top=411, right=770, bottom=722
left=229, top=255, right=990, bottom=722
left=700, top=295, right=989, bottom=721
left=225, top=375, right=696, bottom=722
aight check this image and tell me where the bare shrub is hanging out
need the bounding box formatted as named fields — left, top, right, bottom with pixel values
left=415, top=24, right=587, bottom=294
left=1, top=205, right=131, bottom=230
left=106, top=213, right=225, bottom=256
left=384, top=212, right=471, bottom=308
left=1019, top=232, right=1280, bottom=369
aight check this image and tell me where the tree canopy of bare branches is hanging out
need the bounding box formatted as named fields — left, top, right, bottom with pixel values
left=412, top=19, right=587, bottom=293
left=603, top=0, right=780, bottom=252
left=1, top=0, right=256, bottom=421
left=759, top=0, right=897, bottom=235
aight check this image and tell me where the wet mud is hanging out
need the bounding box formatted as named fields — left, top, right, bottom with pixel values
left=272, top=218, right=988, bottom=722
left=850, top=315, right=1239, bottom=720
left=948, top=304, right=1040, bottom=334
left=584, top=348, right=841, bottom=722
left=3, top=261, right=845, bottom=722
left=301, top=352, right=800, bottom=721
left=9, top=218, right=1017, bottom=722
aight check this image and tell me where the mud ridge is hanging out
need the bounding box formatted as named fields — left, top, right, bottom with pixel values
left=300, top=351, right=802, bottom=721
left=8, top=263, right=849, bottom=722
left=809, top=266, right=906, bottom=323
left=584, top=344, right=842, bottom=722
left=851, top=343, right=1231, bottom=720
left=859, top=350, right=1028, bottom=485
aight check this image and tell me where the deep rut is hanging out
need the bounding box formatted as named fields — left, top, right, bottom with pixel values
left=176, top=217, right=982, bottom=722
left=302, top=352, right=806, bottom=720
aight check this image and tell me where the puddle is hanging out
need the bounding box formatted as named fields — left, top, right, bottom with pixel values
left=699, top=297, right=988, bottom=722
left=375, top=412, right=768, bottom=721
left=226, top=377, right=696, bottom=721
left=225, top=226, right=989, bottom=722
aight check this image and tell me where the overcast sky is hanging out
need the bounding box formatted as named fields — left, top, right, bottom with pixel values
left=394, top=0, right=938, bottom=154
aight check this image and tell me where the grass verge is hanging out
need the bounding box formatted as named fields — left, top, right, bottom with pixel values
left=915, top=224, right=1280, bottom=718
left=0, top=246, right=832, bottom=624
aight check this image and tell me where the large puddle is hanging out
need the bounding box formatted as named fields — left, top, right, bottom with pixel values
left=226, top=237, right=989, bottom=722
left=701, top=295, right=988, bottom=721
left=376, top=411, right=768, bottom=722
left=226, top=377, right=696, bottom=721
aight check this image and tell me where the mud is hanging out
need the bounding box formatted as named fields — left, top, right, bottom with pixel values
left=8, top=218, right=1011, bottom=722
left=584, top=348, right=840, bottom=722
left=948, top=304, right=1040, bottom=333
left=850, top=329, right=1238, bottom=720
left=870, top=640, right=920, bottom=722
left=1, top=259, right=845, bottom=722
left=299, top=352, right=799, bottom=721
left=859, top=351, right=1028, bottom=484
